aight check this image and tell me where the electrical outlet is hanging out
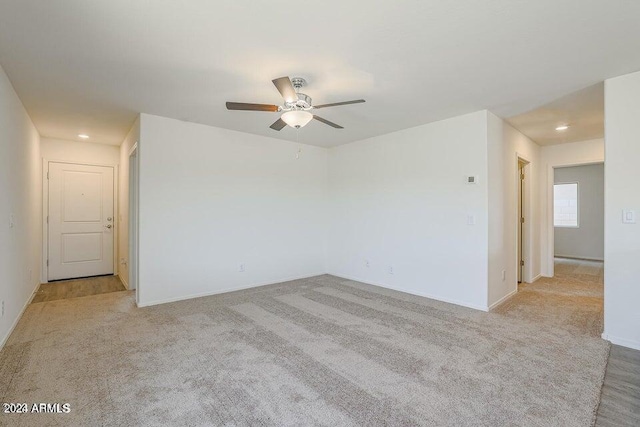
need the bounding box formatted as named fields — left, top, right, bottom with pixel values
left=238, top=263, right=245, bottom=272
left=9, top=213, right=15, bottom=228
left=365, top=260, right=370, bottom=268
left=502, top=270, right=506, bottom=281
left=1, top=301, right=4, bottom=317
left=388, top=266, right=394, bottom=275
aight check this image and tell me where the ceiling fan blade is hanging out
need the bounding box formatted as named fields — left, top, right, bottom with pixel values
left=272, top=77, right=298, bottom=103
left=269, top=118, right=287, bottom=131
left=313, top=115, right=344, bottom=129
left=313, top=99, right=365, bottom=109
left=226, top=102, right=279, bottom=112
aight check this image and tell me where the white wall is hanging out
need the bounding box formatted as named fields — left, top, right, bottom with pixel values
left=137, top=114, right=328, bottom=306
left=135, top=110, right=530, bottom=313
left=603, top=71, right=640, bottom=350
left=118, top=118, right=140, bottom=289
left=41, top=137, right=120, bottom=165
left=487, top=113, right=541, bottom=308
left=327, top=111, right=490, bottom=310
left=539, top=139, right=604, bottom=276
left=554, top=164, right=604, bottom=260
left=0, top=64, right=41, bottom=348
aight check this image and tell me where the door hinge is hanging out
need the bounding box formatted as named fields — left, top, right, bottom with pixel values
left=520, top=173, right=525, bottom=180
left=520, top=260, right=524, bottom=266
left=46, top=259, right=49, bottom=266
left=47, top=171, right=49, bottom=179
left=521, top=217, right=525, bottom=223
left=46, top=215, right=49, bottom=224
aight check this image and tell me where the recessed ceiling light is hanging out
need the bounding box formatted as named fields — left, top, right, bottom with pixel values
left=78, top=134, right=89, bottom=139
left=555, top=125, right=569, bottom=131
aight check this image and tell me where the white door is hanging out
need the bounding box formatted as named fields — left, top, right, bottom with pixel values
left=48, top=162, right=115, bottom=281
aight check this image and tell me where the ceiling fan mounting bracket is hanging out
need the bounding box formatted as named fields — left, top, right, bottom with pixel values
left=290, top=77, right=307, bottom=90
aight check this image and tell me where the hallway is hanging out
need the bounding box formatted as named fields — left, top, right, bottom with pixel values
left=495, top=258, right=640, bottom=426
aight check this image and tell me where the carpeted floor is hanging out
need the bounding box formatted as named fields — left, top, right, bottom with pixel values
left=1, top=264, right=608, bottom=426
left=495, top=258, right=604, bottom=337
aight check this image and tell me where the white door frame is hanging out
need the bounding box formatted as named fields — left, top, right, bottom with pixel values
left=515, top=152, right=533, bottom=284
left=128, top=143, right=140, bottom=305
left=544, top=159, right=604, bottom=277
left=41, top=159, right=119, bottom=283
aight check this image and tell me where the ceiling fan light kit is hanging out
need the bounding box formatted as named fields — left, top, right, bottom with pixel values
left=226, top=76, right=365, bottom=131
left=281, top=110, right=313, bottom=128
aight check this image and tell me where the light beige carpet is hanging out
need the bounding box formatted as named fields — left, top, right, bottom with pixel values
left=1, top=271, right=608, bottom=426
left=496, top=258, right=605, bottom=337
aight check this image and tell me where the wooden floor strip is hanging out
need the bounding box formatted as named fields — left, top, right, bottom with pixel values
left=32, top=275, right=126, bottom=303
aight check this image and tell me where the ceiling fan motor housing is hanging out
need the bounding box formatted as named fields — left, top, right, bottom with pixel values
left=281, top=77, right=312, bottom=110
left=285, top=93, right=312, bottom=110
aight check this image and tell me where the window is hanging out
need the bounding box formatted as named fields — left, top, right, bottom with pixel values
left=554, top=183, right=579, bottom=227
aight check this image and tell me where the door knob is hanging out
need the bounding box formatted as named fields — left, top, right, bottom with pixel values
left=105, top=224, right=112, bottom=229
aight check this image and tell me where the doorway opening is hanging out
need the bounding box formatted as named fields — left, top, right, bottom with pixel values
left=552, top=163, right=604, bottom=264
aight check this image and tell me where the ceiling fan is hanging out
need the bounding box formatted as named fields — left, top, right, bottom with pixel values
left=226, top=76, right=365, bottom=131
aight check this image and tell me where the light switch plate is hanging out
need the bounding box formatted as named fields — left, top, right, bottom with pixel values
left=623, top=210, right=636, bottom=224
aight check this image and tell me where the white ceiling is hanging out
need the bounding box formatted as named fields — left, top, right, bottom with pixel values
left=0, top=1, right=639, bottom=147
left=507, top=83, right=604, bottom=146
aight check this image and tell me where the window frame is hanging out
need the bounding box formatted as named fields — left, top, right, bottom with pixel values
left=553, top=181, right=580, bottom=228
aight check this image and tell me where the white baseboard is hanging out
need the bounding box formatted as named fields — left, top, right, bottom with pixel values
left=555, top=255, right=604, bottom=262
left=488, top=288, right=518, bottom=311
left=529, top=274, right=542, bottom=283
left=328, top=273, right=489, bottom=312
left=601, top=332, right=640, bottom=350
left=136, top=272, right=327, bottom=308
left=0, top=281, right=40, bottom=351
left=118, top=274, right=129, bottom=290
